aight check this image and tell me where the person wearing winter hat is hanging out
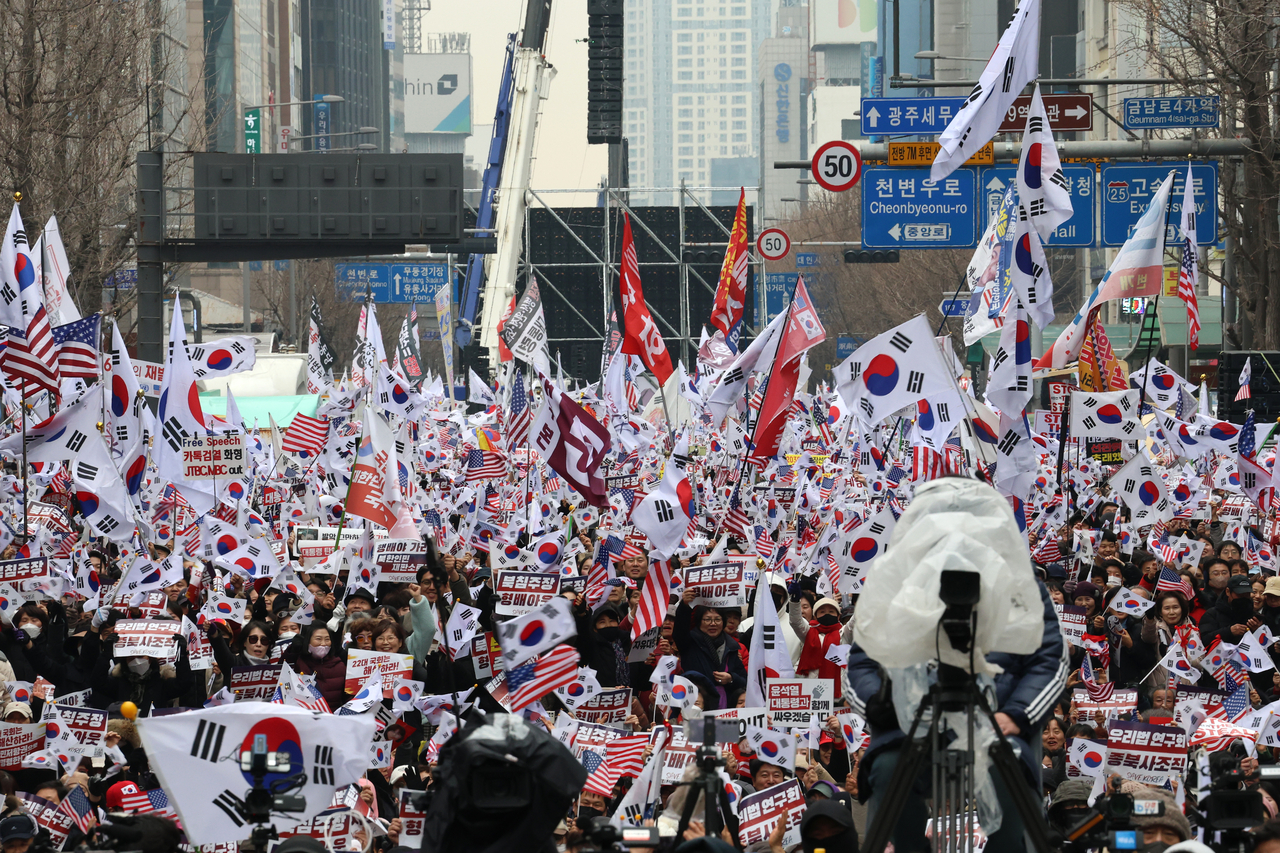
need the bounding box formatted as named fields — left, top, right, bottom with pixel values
left=1124, top=788, right=1191, bottom=846
left=1047, top=779, right=1094, bottom=833
left=793, top=597, right=846, bottom=698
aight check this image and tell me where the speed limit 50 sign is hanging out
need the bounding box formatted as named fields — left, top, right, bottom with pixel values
left=811, top=140, right=863, bottom=192
left=757, top=228, right=790, bottom=261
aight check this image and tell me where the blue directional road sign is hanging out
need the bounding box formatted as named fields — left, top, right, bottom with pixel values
left=860, top=97, right=966, bottom=137
left=795, top=252, right=820, bottom=268
left=335, top=263, right=390, bottom=301
left=978, top=165, right=1096, bottom=247
left=861, top=167, right=979, bottom=249
left=763, top=273, right=796, bottom=322
left=389, top=263, right=448, bottom=302
left=1122, top=96, right=1219, bottom=130
left=836, top=336, right=858, bottom=360
left=939, top=298, right=972, bottom=317
left=1100, top=161, right=1218, bottom=248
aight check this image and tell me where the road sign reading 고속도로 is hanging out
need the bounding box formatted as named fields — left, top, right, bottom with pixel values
left=1100, top=162, right=1218, bottom=247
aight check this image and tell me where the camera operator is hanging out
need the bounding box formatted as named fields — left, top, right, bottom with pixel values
left=844, top=478, right=1070, bottom=853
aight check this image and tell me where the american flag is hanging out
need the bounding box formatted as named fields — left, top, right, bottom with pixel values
left=1081, top=654, right=1114, bottom=701
left=1240, top=409, right=1256, bottom=460
left=51, top=314, right=100, bottom=379
left=466, top=448, right=508, bottom=483
left=1030, top=533, right=1062, bottom=565
left=723, top=490, right=751, bottom=540
left=505, top=644, right=580, bottom=711
left=507, top=370, right=532, bottom=449
left=631, top=557, right=675, bottom=641
left=912, top=445, right=946, bottom=483
left=754, top=525, right=775, bottom=561
left=1211, top=657, right=1251, bottom=694
left=146, top=788, right=176, bottom=819
left=583, top=734, right=650, bottom=797
left=1205, top=682, right=1253, bottom=724
left=3, top=309, right=59, bottom=395
left=623, top=361, right=639, bottom=411
left=1236, top=358, right=1253, bottom=401
left=885, top=464, right=908, bottom=489
left=1177, top=236, right=1201, bottom=351
left=282, top=413, right=330, bottom=457
left=58, top=785, right=96, bottom=832
left=1155, top=566, right=1195, bottom=601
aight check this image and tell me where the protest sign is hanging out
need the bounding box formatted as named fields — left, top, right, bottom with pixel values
left=494, top=570, right=561, bottom=616
left=707, top=707, right=769, bottom=741
left=374, top=539, right=428, bottom=584
left=0, top=723, right=44, bottom=770
left=230, top=664, right=284, bottom=702
left=766, top=679, right=835, bottom=727
left=0, top=558, right=47, bottom=584
left=399, top=789, right=428, bottom=848
left=53, top=705, right=108, bottom=757
left=1071, top=688, right=1139, bottom=718
left=653, top=727, right=699, bottom=784
left=344, top=649, right=413, bottom=696
left=1104, top=721, right=1188, bottom=786
left=1055, top=604, right=1087, bottom=647
left=573, top=688, right=632, bottom=725
left=571, top=722, right=629, bottom=761
left=737, top=779, right=806, bottom=849
left=469, top=633, right=497, bottom=680
left=683, top=561, right=747, bottom=608
left=113, top=620, right=180, bottom=659
left=19, top=793, right=74, bottom=849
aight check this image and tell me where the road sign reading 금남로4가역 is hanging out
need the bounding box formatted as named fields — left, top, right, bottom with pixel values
left=1122, top=96, right=1219, bottom=129
left=861, top=167, right=978, bottom=249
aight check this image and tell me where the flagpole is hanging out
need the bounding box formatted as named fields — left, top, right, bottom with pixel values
left=20, top=400, right=27, bottom=538
left=1135, top=298, right=1160, bottom=416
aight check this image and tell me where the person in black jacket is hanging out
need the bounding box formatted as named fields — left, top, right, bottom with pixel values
left=673, top=590, right=747, bottom=710
left=845, top=578, right=1068, bottom=853
left=574, top=603, right=631, bottom=688
left=1200, top=574, right=1257, bottom=648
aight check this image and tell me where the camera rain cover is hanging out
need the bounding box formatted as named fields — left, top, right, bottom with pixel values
left=135, top=703, right=377, bottom=845
left=852, top=478, right=1043, bottom=674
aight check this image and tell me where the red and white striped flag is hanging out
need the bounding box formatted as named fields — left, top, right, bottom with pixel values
left=466, top=448, right=508, bottom=483
left=1236, top=358, right=1253, bottom=401
left=631, top=557, right=675, bottom=642
left=281, top=413, right=330, bottom=458
left=504, top=644, right=580, bottom=711
left=583, top=734, right=650, bottom=797
left=1176, top=165, right=1201, bottom=351
left=911, top=445, right=946, bottom=483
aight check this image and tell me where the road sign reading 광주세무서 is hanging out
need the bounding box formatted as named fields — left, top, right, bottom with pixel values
left=1122, top=96, right=1220, bottom=129
left=1100, top=162, right=1218, bottom=247
left=862, top=167, right=978, bottom=249
left=979, top=166, right=1096, bottom=248
left=860, top=97, right=967, bottom=136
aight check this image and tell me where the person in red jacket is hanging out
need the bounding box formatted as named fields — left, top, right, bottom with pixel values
left=794, top=597, right=846, bottom=697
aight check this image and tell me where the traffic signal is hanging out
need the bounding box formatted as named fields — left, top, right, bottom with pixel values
left=843, top=249, right=900, bottom=263
left=586, top=0, right=622, bottom=144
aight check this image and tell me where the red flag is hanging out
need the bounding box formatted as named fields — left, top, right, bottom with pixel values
left=619, top=214, right=674, bottom=384
left=496, top=294, right=517, bottom=362
left=709, top=188, right=749, bottom=351
left=532, top=372, right=612, bottom=507
left=750, top=276, right=826, bottom=461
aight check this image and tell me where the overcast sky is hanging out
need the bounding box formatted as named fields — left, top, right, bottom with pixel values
left=427, top=0, right=607, bottom=205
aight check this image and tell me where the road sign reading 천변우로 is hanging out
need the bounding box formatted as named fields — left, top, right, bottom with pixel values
left=861, top=167, right=978, bottom=249
left=336, top=262, right=448, bottom=303
left=1100, top=162, right=1218, bottom=247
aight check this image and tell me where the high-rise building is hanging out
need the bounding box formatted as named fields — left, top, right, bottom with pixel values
left=623, top=0, right=771, bottom=204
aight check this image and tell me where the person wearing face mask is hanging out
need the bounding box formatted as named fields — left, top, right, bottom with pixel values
left=573, top=603, right=632, bottom=689
left=1200, top=574, right=1261, bottom=648
left=282, top=624, right=347, bottom=710
left=738, top=574, right=804, bottom=666
left=90, top=621, right=194, bottom=714
left=793, top=598, right=847, bottom=698
left=1199, top=558, right=1233, bottom=612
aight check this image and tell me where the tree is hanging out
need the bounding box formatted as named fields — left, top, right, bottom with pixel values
left=0, top=0, right=199, bottom=322
left=1117, top=0, right=1279, bottom=347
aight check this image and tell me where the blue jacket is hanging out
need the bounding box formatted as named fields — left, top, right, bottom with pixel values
left=844, top=580, right=1069, bottom=790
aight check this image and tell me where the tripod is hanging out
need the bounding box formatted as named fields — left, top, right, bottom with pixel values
left=674, top=716, right=741, bottom=843
left=862, top=572, right=1055, bottom=853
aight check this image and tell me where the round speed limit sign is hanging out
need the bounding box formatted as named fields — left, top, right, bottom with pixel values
left=811, top=140, right=863, bottom=192
left=757, top=228, right=790, bottom=261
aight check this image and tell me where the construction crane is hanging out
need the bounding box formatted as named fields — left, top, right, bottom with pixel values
left=456, top=0, right=555, bottom=364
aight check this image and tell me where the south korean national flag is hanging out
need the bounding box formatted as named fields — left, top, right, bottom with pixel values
left=1069, top=389, right=1140, bottom=440
left=1109, top=454, right=1171, bottom=525
left=1017, top=83, right=1074, bottom=242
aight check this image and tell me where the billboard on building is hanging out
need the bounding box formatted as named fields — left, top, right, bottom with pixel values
left=404, top=53, right=472, bottom=134
left=811, top=0, right=878, bottom=45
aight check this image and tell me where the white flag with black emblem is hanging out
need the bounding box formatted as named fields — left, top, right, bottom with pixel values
left=1016, top=83, right=1074, bottom=241
left=136, top=703, right=376, bottom=846
left=931, top=0, right=1041, bottom=181
left=1069, top=389, right=1141, bottom=440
